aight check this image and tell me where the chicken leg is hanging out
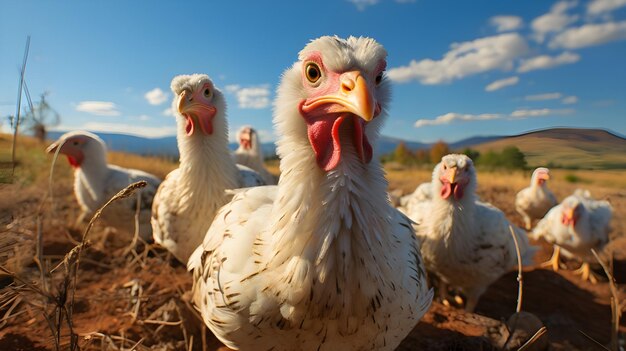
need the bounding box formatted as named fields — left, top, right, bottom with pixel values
left=573, top=262, right=600, bottom=284
left=540, top=245, right=561, bottom=272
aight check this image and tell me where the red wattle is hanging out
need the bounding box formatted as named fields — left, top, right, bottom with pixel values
left=561, top=215, right=576, bottom=227
left=67, top=155, right=79, bottom=168
left=306, top=114, right=373, bottom=171
left=240, top=139, right=252, bottom=150
left=185, top=116, right=194, bottom=136
left=198, top=114, right=213, bottom=135
left=453, top=183, right=465, bottom=200
left=307, top=115, right=336, bottom=171
left=352, top=117, right=372, bottom=164
left=440, top=182, right=452, bottom=199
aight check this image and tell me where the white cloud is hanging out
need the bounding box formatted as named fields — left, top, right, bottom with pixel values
left=225, top=84, right=240, bottom=93
left=525, top=92, right=563, bottom=101
left=414, top=113, right=503, bottom=128
left=549, top=21, right=626, bottom=49
left=414, top=108, right=574, bottom=127
left=162, top=107, right=174, bottom=116
left=347, top=0, right=378, bottom=10
left=144, top=88, right=169, bottom=105
left=388, top=33, right=529, bottom=85
left=75, top=101, right=120, bottom=116
left=517, top=52, right=580, bottom=73
left=531, top=1, right=579, bottom=42
left=587, top=0, right=626, bottom=15
left=226, top=85, right=271, bottom=109
left=510, top=108, right=574, bottom=118
left=562, top=96, right=579, bottom=104
left=485, top=76, right=519, bottom=92
left=60, top=122, right=177, bottom=138
left=138, top=115, right=150, bottom=121
left=490, top=15, right=523, bottom=32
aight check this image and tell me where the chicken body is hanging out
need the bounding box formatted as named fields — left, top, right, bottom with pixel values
left=47, top=131, right=161, bottom=240
left=188, top=36, right=432, bottom=350
left=151, top=74, right=265, bottom=263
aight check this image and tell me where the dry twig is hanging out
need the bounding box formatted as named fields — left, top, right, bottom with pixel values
left=591, top=249, right=622, bottom=351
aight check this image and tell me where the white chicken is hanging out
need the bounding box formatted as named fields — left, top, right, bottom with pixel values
left=398, top=182, right=432, bottom=216
left=234, top=125, right=276, bottom=185
left=410, top=154, right=535, bottom=312
left=515, top=167, right=558, bottom=230
left=47, top=131, right=161, bottom=240
left=532, top=189, right=612, bottom=283
left=188, top=36, right=432, bottom=350
left=151, top=74, right=265, bottom=264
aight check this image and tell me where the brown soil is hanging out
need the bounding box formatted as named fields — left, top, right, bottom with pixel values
left=0, top=167, right=624, bottom=350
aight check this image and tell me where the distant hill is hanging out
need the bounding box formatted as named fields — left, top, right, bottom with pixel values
left=471, top=128, right=626, bottom=169
left=449, top=135, right=503, bottom=150
left=46, top=128, right=625, bottom=169
left=46, top=131, right=276, bottom=158
left=377, top=136, right=430, bottom=154
left=46, top=131, right=435, bottom=158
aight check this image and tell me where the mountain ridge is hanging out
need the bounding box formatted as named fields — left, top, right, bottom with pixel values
left=46, top=127, right=625, bottom=169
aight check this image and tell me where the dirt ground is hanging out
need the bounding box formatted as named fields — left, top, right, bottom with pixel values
left=0, top=146, right=624, bottom=350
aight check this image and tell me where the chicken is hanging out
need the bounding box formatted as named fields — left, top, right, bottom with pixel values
left=47, top=131, right=161, bottom=240
left=188, top=36, right=432, bottom=350
left=398, top=182, right=432, bottom=216
left=410, top=154, right=535, bottom=312
left=151, top=74, right=265, bottom=264
left=234, top=125, right=276, bottom=185
left=515, top=167, right=558, bottom=230
left=532, top=189, right=612, bottom=283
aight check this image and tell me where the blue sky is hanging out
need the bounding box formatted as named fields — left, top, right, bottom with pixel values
left=1, top=0, right=625, bottom=144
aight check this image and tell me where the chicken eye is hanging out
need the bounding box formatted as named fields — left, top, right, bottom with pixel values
left=73, top=141, right=79, bottom=146
left=375, top=72, right=383, bottom=85
left=305, top=63, right=321, bottom=83
left=203, top=88, right=212, bottom=98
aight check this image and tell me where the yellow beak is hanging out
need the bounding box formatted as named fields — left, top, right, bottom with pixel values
left=339, top=71, right=375, bottom=121
left=445, top=167, right=457, bottom=183
left=564, top=208, right=574, bottom=220
left=178, top=90, right=190, bottom=113
left=302, top=70, right=376, bottom=121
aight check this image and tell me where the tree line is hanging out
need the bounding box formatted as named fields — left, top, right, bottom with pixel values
left=382, top=141, right=527, bottom=170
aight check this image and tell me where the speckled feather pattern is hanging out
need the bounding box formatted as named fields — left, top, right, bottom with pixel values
left=188, top=36, right=432, bottom=351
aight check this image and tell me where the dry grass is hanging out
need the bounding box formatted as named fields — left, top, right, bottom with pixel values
left=108, top=152, right=177, bottom=180
left=1, top=133, right=625, bottom=350
left=473, top=129, right=626, bottom=169
left=385, top=165, right=626, bottom=196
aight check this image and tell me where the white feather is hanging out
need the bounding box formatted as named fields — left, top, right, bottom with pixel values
left=515, top=167, right=558, bottom=229
left=189, top=36, right=432, bottom=351
left=48, top=131, right=161, bottom=240
left=407, top=154, right=536, bottom=311
left=234, top=125, right=276, bottom=185
left=532, top=190, right=612, bottom=262
left=151, top=74, right=266, bottom=263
